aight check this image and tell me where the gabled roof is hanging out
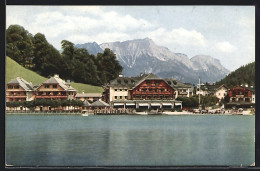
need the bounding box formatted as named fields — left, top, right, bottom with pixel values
left=215, top=84, right=229, bottom=91
left=83, top=100, right=91, bottom=106
left=90, top=99, right=110, bottom=107
left=8, top=77, right=33, bottom=91
left=163, top=78, right=194, bottom=89
left=132, top=73, right=164, bottom=89
left=40, top=75, right=76, bottom=91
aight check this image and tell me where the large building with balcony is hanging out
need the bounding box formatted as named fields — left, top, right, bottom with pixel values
left=226, top=85, right=255, bottom=108
left=108, top=73, right=183, bottom=109
left=34, top=74, right=77, bottom=100
left=6, top=77, right=34, bottom=102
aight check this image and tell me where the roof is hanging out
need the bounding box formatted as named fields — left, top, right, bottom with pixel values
left=8, top=77, right=34, bottom=91
left=109, top=73, right=195, bottom=90
left=83, top=100, right=91, bottom=106
left=215, top=84, right=229, bottom=91
left=41, top=75, right=76, bottom=91
left=133, top=73, right=163, bottom=89
left=164, top=78, right=194, bottom=89
left=76, top=93, right=102, bottom=98
left=109, top=76, right=142, bottom=88
left=90, top=100, right=110, bottom=107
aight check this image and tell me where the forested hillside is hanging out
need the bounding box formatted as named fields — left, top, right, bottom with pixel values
left=216, top=62, right=255, bottom=88
left=6, top=24, right=123, bottom=86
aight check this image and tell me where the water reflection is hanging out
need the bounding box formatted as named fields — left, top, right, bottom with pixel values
left=6, top=115, right=254, bottom=166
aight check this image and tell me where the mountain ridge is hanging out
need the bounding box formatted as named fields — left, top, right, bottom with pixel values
left=75, top=38, right=230, bottom=84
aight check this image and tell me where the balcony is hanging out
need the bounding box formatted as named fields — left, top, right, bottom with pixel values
left=35, top=95, right=67, bottom=99
left=6, top=95, right=27, bottom=98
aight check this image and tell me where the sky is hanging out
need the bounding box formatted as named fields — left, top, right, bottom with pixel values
left=6, top=6, right=255, bottom=71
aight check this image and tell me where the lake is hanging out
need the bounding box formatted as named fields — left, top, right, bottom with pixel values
left=5, top=114, right=255, bottom=167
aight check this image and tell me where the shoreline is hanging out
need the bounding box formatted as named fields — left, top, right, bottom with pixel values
left=6, top=111, right=254, bottom=116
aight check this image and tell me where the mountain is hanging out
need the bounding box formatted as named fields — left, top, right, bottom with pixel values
left=77, top=38, right=230, bottom=84
left=6, top=57, right=104, bottom=93
left=75, top=42, right=103, bottom=55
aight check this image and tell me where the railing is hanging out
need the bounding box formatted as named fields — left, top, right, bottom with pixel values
left=35, top=95, right=67, bottom=98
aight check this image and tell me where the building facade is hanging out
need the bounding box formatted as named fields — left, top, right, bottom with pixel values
left=214, top=84, right=228, bottom=100
left=34, top=74, right=77, bottom=100
left=6, top=77, right=34, bottom=102
left=108, top=73, right=183, bottom=109
left=228, top=86, right=253, bottom=102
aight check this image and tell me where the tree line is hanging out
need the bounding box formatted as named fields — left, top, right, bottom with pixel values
left=6, top=99, right=83, bottom=111
left=216, top=62, right=255, bottom=88
left=6, top=25, right=123, bottom=86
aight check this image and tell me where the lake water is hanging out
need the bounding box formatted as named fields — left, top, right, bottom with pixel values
left=6, top=114, right=255, bottom=167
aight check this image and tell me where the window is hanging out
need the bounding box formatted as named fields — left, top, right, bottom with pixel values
left=125, top=89, right=127, bottom=91
left=147, top=95, right=152, bottom=99
left=115, top=96, right=117, bottom=99
left=53, top=92, right=58, bottom=95
left=154, top=95, right=158, bottom=99
left=53, top=85, right=57, bottom=88
left=8, top=85, right=13, bottom=89
left=149, top=88, right=152, bottom=92
left=160, top=95, right=164, bottom=99
left=17, top=92, right=20, bottom=95
left=146, top=81, right=151, bottom=84
left=142, top=95, right=146, bottom=99
left=120, top=89, right=122, bottom=91
left=44, top=85, right=50, bottom=88
left=14, top=85, right=19, bottom=89
left=125, top=96, right=128, bottom=99
left=46, top=92, right=51, bottom=95
left=136, top=95, right=140, bottom=99
left=120, top=96, right=122, bottom=99
left=115, top=89, right=117, bottom=91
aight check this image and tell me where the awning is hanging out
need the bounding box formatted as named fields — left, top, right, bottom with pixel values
left=114, top=103, right=124, bottom=106
left=126, top=103, right=135, bottom=106
left=162, top=103, right=172, bottom=106
left=175, top=102, right=182, bottom=106
left=151, top=103, right=160, bottom=106
left=139, top=103, right=149, bottom=106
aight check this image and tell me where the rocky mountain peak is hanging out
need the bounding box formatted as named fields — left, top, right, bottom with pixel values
left=76, top=38, right=230, bottom=84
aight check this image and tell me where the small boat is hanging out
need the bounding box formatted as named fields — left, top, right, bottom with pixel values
left=81, top=110, right=89, bottom=116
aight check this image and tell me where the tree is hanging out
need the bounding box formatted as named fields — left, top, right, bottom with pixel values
left=6, top=25, right=34, bottom=68
left=96, top=48, right=123, bottom=85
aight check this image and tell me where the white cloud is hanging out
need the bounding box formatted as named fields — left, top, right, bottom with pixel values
left=215, top=41, right=236, bottom=53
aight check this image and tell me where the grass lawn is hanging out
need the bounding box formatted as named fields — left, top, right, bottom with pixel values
left=6, top=57, right=103, bottom=93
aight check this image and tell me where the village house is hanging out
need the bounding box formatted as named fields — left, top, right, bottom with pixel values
left=196, top=83, right=217, bottom=96
left=214, top=84, right=228, bottom=100
left=6, top=77, right=34, bottom=102
left=75, top=92, right=103, bottom=102
left=34, top=74, right=77, bottom=100
left=163, top=78, right=195, bottom=98
left=107, top=73, right=183, bottom=110
left=226, top=85, right=255, bottom=108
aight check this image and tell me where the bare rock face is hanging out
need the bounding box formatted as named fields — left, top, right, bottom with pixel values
left=76, top=38, right=230, bottom=84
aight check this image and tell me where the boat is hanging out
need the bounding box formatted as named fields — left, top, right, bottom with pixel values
left=81, top=110, right=89, bottom=116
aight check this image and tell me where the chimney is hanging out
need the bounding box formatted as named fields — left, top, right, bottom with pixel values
left=54, top=74, right=59, bottom=78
